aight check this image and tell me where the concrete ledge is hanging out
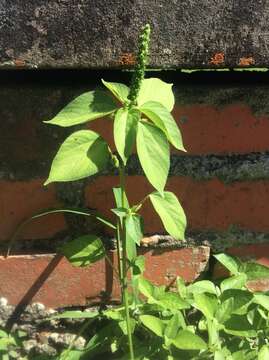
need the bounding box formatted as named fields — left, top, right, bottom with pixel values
left=1, top=1, right=269, bottom=69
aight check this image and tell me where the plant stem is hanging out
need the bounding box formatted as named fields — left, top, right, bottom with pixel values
left=119, top=163, right=135, bottom=360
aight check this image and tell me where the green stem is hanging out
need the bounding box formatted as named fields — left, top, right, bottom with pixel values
left=119, top=163, right=135, bottom=360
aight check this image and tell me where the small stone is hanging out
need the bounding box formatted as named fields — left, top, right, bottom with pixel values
left=0, top=297, right=8, bottom=307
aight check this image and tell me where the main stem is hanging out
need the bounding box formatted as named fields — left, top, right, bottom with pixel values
left=119, top=163, right=135, bottom=360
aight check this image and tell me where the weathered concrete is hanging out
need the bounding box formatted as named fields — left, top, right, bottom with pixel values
left=1, top=1, right=269, bottom=69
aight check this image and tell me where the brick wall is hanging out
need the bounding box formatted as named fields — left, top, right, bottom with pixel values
left=0, top=71, right=269, bottom=306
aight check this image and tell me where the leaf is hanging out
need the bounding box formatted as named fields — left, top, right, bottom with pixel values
left=102, top=80, right=130, bottom=103
left=126, top=214, right=143, bottom=246
left=114, top=108, right=139, bottom=164
left=149, top=191, right=186, bottom=240
left=253, top=293, right=269, bottom=310
left=44, top=90, right=117, bottom=127
left=165, top=313, right=183, bottom=339
left=220, top=289, right=253, bottom=314
left=193, top=293, right=218, bottom=319
left=137, top=78, right=175, bottom=111
left=118, top=318, right=136, bottom=335
left=136, top=121, right=169, bottom=193
left=60, top=234, right=105, bottom=267
left=50, top=310, right=99, bottom=319
left=125, top=214, right=143, bottom=261
left=188, top=280, right=217, bottom=295
left=224, top=315, right=257, bottom=337
left=111, top=207, right=128, bottom=219
left=216, top=298, right=234, bottom=323
left=243, top=262, right=269, bottom=280
left=172, top=330, right=207, bottom=350
left=214, top=350, right=226, bottom=360
left=140, top=315, right=165, bottom=337
left=220, top=273, right=247, bottom=292
left=258, top=345, right=269, bottom=360
left=113, top=187, right=129, bottom=208
left=214, top=253, right=241, bottom=275
left=140, top=101, right=185, bottom=151
left=133, top=256, right=145, bottom=276
left=157, top=292, right=190, bottom=311
left=45, top=130, right=110, bottom=184
left=58, top=350, right=82, bottom=360
left=138, top=277, right=154, bottom=298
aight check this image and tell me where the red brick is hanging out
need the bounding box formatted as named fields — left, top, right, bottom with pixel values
left=0, top=179, right=67, bottom=243
left=0, top=246, right=209, bottom=307
left=85, top=176, right=269, bottom=233
left=174, top=104, right=269, bottom=155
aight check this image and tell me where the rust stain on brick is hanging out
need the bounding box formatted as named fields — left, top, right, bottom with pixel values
left=239, top=57, right=255, bottom=66
left=209, top=52, right=225, bottom=65
left=118, top=53, right=136, bottom=66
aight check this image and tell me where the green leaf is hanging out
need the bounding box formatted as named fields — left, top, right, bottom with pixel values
left=253, top=293, right=269, bottom=310
left=243, top=262, right=269, bottom=280
left=188, top=280, right=217, bottom=295
left=220, top=273, right=247, bottom=292
left=216, top=298, right=234, bottom=323
left=118, top=319, right=136, bottom=335
left=258, top=345, right=269, bottom=360
left=101, top=80, right=130, bottom=103
left=50, top=310, right=99, bottom=319
left=45, top=130, right=110, bottom=184
left=214, top=350, right=226, bottom=360
left=111, top=207, right=128, bottom=219
left=60, top=234, right=105, bottom=267
left=140, top=315, right=165, bottom=337
left=149, top=191, right=186, bottom=240
left=125, top=214, right=143, bottom=261
left=114, top=108, right=139, bottom=164
left=165, top=313, right=184, bottom=340
left=140, top=101, right=185, bottom=151
left=137, top=78, right=175, bottom=111
left=157, top=292, right=190, bottom=311
left=138, top=277, right=154, bottom=298
left=113, top=187, right=129, bottom=208
left=126, top=214, right=143, bottom=246
left=214, top=253, right=241, bottom=275
left=44, top=90, right=117, bottom=127
left=220, top=289, right=253, bottom=314
left=133, top=256, right=145, bottom=276
left=193, top=293, right=218, bottom=319
left=58, top=350, right=82, bottom=360
left=224, top=315, right=257, bottom=337
left=172, top=330, right=207, bottom=350
left=137, top=121, right=169, bottom=193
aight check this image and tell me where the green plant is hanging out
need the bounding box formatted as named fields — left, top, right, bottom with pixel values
left=0, top=328, right=28, bottom=359
left=42, top=24, right=186, bottom=359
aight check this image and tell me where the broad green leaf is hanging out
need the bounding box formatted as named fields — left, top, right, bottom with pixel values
left=188, top=280, right=217, bottom=295
left=58, top=350, right=82, bottom=360
left=254, top=293, right=269, bottom=310
left=258, top=345, right=269, bottom=360
left=176, top=277, right=187, bottom=299
left=102, top=80, right=130, bottom=103
left=140, top=315, right=165, bottom=337
left=243, top=262, right=269, bottom=280
left=0, top=330, right=8, bottom=338
left=138, top=277, right=154, bottom=298
left=220, top=273, right=247, bottom=292
left=137, top=121, right=169, bottom=193
left=140, top=101, right=185, bottom=151
left=114, top=108, right=139, bottom=164
left=214, top=350, right=226, bottom=360
left=172, top=330, right=207, bottom=350
left=149, top=191, right=186, bottom=240
left=44, top=90, right=117, bottom=127
left=193, top=293, right=218, bottom=319
left=118, top=319, right=136, bottom=335
left=165, top=313, right=184, bottom=339
left=126, top=214, right=143, bottom=246
left=216, top=298, right=234, bottom=323
left=214, top=253, right=241, bottom=275
left=60, top=234, right=105, bottom=267
left=50, top=310, right=99, bottom=319
left=113, top=187, right=129, bottom=208
left=221, top=289, right=253, bottom=314
left=224, top=315, right=257, bottom=337
left=125, top=214, right=143, bottom=261
left=111, top=207, right=128, bottom=219
left=157, top=292, right=190, bottom=310
left=137, top=78, right=175, bottom=111
left=45, top=130, right=110, bottom=184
